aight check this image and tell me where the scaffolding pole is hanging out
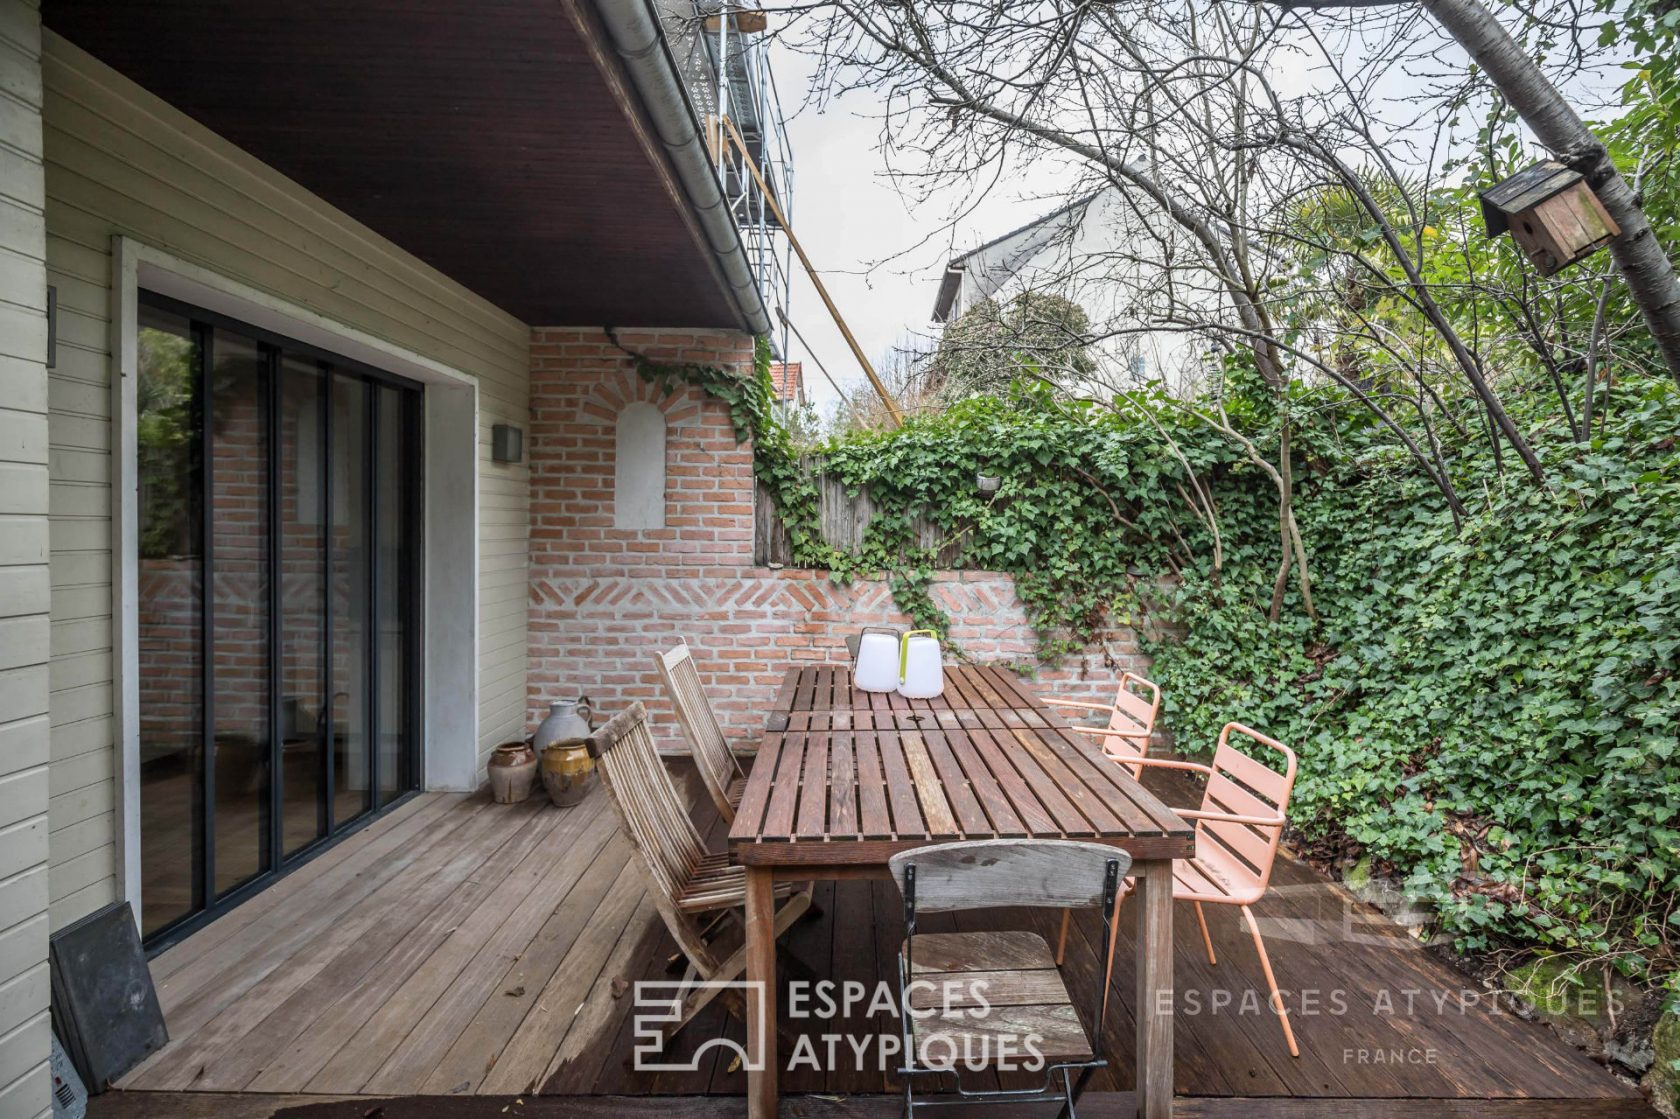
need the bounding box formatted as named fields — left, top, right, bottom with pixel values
left=720, top=114, right=904, bottom=427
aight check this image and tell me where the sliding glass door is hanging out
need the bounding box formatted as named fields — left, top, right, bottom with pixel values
left=135, top=293, right=423, bottom=946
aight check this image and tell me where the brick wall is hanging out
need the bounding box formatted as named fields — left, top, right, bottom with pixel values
left=526, top=327, right=1149, bottom=751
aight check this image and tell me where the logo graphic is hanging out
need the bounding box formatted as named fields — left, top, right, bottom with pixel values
left=632, top=980, right=763, bottom=1073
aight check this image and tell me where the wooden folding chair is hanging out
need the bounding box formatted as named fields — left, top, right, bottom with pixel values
left=889, top=839, right=1131, bottom=1118
left=1042, top=671, right=1161, bottom=779
left=654, top=640, right=749, bottom=823
left=1119, top=722, right=1301, bottom=1057
left=586, top=702, right=809, bottom=1042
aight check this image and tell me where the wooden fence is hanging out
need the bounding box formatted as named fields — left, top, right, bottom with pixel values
left=753, top=458, right=968, bottom=568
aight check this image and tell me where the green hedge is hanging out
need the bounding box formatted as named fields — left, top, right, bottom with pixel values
left=643, top=338, right=1680, bottom=982
left=1148, top=376, right=1680, bottom=979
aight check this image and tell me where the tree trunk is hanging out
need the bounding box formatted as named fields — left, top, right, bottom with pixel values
left=1420, top=0, right=1680, bottom=385
left=1267, top=423, right=1316, bottom=622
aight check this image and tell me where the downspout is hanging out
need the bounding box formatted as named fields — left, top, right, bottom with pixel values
left=589, top=0, right=774, bottom=336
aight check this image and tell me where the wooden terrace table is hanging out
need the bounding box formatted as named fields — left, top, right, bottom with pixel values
left=729, top=663, right=1196, bottom=1119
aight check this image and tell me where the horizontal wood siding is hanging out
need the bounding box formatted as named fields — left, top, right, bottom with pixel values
left=40, top=31, right=531, bottom=932
left=0, top=2, right=52, bottom=1115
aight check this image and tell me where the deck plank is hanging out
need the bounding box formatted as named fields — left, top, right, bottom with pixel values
left=304, top=803, right=600, bottom=1092
left=129, top=756, right=1639, bottom=1107
left=142, top=792, right=452, bottom=985
left=141, top=793, right=486, bottom=1032
left=477, top=857, right=647, bottom=1095
left=83, top=1091, right=1663, bottom=1118
left=188, top=802, right=572, bottom=1091
left=363, top=809, right=622, bottom=1093
left=123, top=795, right=515, bottom=1088
left=414, top=829, right=631, bottom=1094
left=245, top=814, right=607, bottom=1093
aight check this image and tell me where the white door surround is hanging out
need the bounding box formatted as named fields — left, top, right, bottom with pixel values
left=109, top=236, right=483, bottom=908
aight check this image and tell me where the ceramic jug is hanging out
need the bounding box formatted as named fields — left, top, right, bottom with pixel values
left=487, top=742, right=537, bottom=803
left=541, top=741, right=595, bottom=808
left=533, top=697, right=593, bottom=751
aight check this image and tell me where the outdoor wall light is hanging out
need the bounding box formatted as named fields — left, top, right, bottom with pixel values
left=492, top=423, right=524, bottom=464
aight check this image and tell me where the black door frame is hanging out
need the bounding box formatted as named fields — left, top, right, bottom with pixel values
left=138, top=290, right=426, bottom=953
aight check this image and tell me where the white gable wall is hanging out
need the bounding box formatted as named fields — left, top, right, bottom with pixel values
left=946, top=189, right=1208, bottom=395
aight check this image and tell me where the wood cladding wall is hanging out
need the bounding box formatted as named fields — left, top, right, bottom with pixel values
left=40, top=33, right=532, bottom=932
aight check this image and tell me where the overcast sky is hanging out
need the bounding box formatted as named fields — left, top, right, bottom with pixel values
left=759, top=15, right=1630, bottom=420
left=764, top=42, right=1069, bottom=418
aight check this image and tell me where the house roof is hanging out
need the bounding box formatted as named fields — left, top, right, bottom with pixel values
left=932, top=191, right=1102, bottom=322
left=44, top=0, right=758, bottom=330
left=768, top=362, right=803, bottom=402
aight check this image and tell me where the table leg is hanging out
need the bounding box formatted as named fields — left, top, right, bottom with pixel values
left=745, top=865, right=777, bottom=1119
left=1135, top=860, right=1174, bottom=1119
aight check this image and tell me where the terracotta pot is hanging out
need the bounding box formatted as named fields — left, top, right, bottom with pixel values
left=541, top=741, right=594, bottom=808
left=488, top=742, right=538, bottom=804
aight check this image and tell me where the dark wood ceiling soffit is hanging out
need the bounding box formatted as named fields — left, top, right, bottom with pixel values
left=43, top=0, right=748, bottom=328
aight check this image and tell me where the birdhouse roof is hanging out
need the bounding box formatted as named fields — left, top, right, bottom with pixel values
left=1479, top=160, right=1583, bottom=238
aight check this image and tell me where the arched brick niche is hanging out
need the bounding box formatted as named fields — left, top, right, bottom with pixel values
left=527, top=327, right=756, bottom=575
left=613, top=400, right=667, bottom=530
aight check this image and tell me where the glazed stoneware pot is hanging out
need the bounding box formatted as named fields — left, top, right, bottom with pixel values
left=541, top=741, right=594, bottom=807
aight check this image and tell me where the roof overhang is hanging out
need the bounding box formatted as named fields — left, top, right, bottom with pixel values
left=44, top=0, right=764, bottom=331
left=932, top=265, right=965, bottom=323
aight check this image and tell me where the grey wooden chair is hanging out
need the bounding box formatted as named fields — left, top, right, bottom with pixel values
left=587, top=702, right=809, bottom=1043
left=888, top=839, right=1131, bottom=1118
left=654, top=640, right=748, bottom=823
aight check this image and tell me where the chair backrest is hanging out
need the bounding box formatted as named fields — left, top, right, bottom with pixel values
left=586, top=702, right=707, bottom=906
left=1195, top=722, right=1297, bottom=895
left=1102, top=672, right=1161, bottom=777
left=888, top=839, right=1131, bottom=914
left=654, top=641, right=743, bottom=822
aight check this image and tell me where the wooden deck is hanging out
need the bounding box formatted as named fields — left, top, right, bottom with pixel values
left=112, top=765, right=1649, bottom=1113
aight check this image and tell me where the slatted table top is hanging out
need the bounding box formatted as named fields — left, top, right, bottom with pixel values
left=729, top=664, right=1197, bottom=866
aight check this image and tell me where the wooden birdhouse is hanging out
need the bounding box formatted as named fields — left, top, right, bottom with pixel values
left=1480, top=161, right=1620, bottom=276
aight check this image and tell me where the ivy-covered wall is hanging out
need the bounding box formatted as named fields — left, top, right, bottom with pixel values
left=632, top=339, right=1680, bottom=997
left=525, top=329, right=1147, bottom=752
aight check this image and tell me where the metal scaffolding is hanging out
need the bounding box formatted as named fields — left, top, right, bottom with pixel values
left=659, top=1, right=796, bottom=361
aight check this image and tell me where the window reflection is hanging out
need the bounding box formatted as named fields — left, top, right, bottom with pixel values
left=135, top=294, right=422, bottom=944
left=136, top=305, right=202, bottom=937
left=208, top=329, right=271, bottom=897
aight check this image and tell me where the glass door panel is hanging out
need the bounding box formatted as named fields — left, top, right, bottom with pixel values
left=330, top=375, right=372, bottom=828
left=375, top=386, right=413, bottom=806
left=134, top=292, right=422, bottom=948
left=136, top=305, right=203, bottom=939
left=279, top=357, right=328, bottom=855
left=207, top=329, right=272, bottom=897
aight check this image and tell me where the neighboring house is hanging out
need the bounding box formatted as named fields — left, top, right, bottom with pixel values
left=932, top=187, right=1204, bottom=392
left=0, top=0, right=796, bottom=1108
left=933, top=193, right=1102, bottom=324
left=768, top=361, right=804, bottom=403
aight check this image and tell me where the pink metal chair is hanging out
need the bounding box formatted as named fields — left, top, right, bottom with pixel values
left=1049, top=673, right=1161, bottom=966
left=1042, top=671, right=1161, bottom=779
left=1121, top=722, right=1301, bottom=1056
